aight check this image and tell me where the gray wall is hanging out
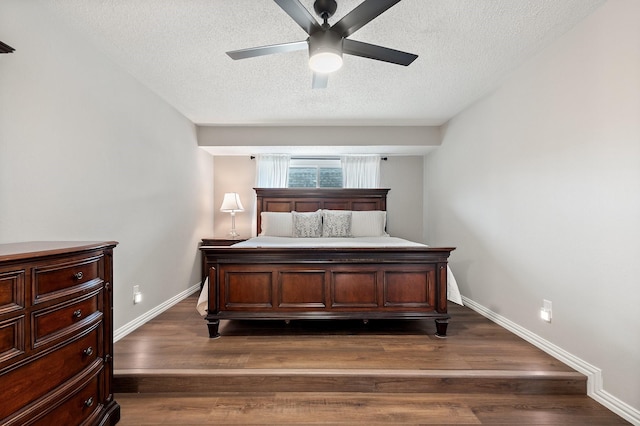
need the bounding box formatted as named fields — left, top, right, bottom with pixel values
left=380, top=156, right=424, bottom=240
left=425, top=0, right=639, bottom=414
left=0, top=1, right=214, bottom=330
left=212, top=156, right=425, bottom=242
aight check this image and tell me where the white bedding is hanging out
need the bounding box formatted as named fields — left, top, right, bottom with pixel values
left=196, top=236, right=462, bottom=315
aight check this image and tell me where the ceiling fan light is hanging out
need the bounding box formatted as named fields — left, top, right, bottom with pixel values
left=308, top=30, right=343, bottom=74
left=309, top=50, right=343, bottom=73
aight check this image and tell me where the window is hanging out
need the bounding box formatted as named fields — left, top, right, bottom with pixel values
left=288, top=159, right=342, bottom=188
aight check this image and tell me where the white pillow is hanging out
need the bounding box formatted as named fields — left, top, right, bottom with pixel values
left=322, top=210, right=352, bottom=237
left=292, top=210, right=322, bottom=238
left=260, top=212, right=293, bottom=237
left=351, top=210, right=388, bottom=237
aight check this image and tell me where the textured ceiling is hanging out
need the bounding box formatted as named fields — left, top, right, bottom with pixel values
left=40, top=0, right=604, bottom=126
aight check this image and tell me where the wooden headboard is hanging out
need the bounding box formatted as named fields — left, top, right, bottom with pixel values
left=254, top=188, right=389, bottom=235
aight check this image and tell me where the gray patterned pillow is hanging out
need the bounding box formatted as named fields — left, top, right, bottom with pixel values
left=322, top=210, right=352, bottom=237
left=292, top=210, right=322, bottom=237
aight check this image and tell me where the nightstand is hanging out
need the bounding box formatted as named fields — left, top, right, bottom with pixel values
left=200, top=238, right=247, bottom=287
left=201, top=238, right=247, bottom=246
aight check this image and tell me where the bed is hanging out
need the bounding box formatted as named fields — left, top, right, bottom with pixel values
left=199, top=188, right=456, bottom=338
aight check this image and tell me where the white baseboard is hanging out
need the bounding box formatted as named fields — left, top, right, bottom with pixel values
left=461, top=295, right=640, bottom=425
left=113, top=283, right=201, bottom=343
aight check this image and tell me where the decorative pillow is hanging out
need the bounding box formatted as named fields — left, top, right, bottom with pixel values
left=260, top=212, right=293, bottom=237
left=322, top=210, right=352, bottom=237
left=351, top=210, right=388, bottom=237
left=292, top=210, right=322, bottom=238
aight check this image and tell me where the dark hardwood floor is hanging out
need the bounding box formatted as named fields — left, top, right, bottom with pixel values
left=113, top=294, right=629, bottom=425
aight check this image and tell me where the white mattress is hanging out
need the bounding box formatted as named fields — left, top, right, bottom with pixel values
left=197, top=236, right=463, bottom=315
left=234, top=236, right=428, bottom=248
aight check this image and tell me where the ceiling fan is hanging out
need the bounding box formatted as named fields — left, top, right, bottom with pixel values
left=226, top=0, right=418, bottom=89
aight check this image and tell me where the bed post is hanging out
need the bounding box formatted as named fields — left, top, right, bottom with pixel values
left=207, top=320, right=221, bottom=339
left=206, top=266, right=221, bottom=338
left=435, top=263, right=449, bottom=337
left=435, top=319, right=448, bottom=337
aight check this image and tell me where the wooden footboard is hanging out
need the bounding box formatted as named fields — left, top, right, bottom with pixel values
left=201, top=246, right=454, bottom=338
left=202, top=188, right=455, bottom=338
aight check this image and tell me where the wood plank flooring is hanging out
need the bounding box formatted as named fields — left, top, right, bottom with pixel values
left=113, top=294, right=629, bottom=425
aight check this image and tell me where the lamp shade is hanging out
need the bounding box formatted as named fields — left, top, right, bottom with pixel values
left=220, top=193, right=244, bottom=212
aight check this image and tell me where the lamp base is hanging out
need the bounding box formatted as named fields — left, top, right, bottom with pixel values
left=227, top=211, right=240, bottom=239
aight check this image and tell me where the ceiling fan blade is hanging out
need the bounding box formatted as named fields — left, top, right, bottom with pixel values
left=274, top=0, right=321, bottom=35
left=0, top=41, right=15, bottom=53
left=226, top=40, right=307, bottom=60
left=332, top=0, right=402, bottom=38
left=312, top=72, right=328, bottom=89
left=343, top=39, right=417, bottom=66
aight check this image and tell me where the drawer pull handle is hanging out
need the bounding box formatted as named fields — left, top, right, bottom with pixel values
left=74, top=271, right=84, bottom=280
left=84, top=396, right=94, bottom=408
left=73, top=309, right=82, bottom=318
left=83, top=346, right=93, bottom=356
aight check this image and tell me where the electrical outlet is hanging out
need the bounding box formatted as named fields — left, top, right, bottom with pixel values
left=133, top=285, right=142, bottom=304
left=540, top=299, right=552, bottom=322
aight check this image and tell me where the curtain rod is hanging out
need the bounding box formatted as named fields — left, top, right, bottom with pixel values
left=250, top=156, right=388, bottom=160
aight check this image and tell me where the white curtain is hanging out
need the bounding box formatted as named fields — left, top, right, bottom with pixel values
left=341, top=155, right=381, bottom=188
left=255, top=154, right=290, bottom=188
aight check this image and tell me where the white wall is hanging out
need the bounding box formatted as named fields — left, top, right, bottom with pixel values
left=213, top=156, right=256, bottom=238
left=212, top=156, right=424, bottom=241
left=425, top=0, right=639, bottom=417
left=380, top=156, right=424, bottom=240
left=198, top=126, right=441, bottom=152
left=0, top=1, right=214, bottom=330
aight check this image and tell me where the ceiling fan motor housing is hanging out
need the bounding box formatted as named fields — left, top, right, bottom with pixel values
left=308, top=30, right=343, bottom=73
left=313, top=0, right=338, bottom=20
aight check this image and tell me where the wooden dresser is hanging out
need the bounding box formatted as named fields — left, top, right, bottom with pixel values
left=0, top=241, right=120, bottom=426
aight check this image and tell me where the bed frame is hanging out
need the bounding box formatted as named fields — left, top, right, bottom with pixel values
left=200, top=188, right=455, bottom=338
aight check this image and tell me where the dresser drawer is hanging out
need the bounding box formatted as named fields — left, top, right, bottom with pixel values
left=30, top=368, right=104, bottom=426
left=0, top=270, right=25, bottom=315
left=0, top=316, right=25, bottom=366
left=0, top=322, right=102, bottom=420
left=32, top=255, right=103, bottom=304
left=32, top=290, right=102, bottom=349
